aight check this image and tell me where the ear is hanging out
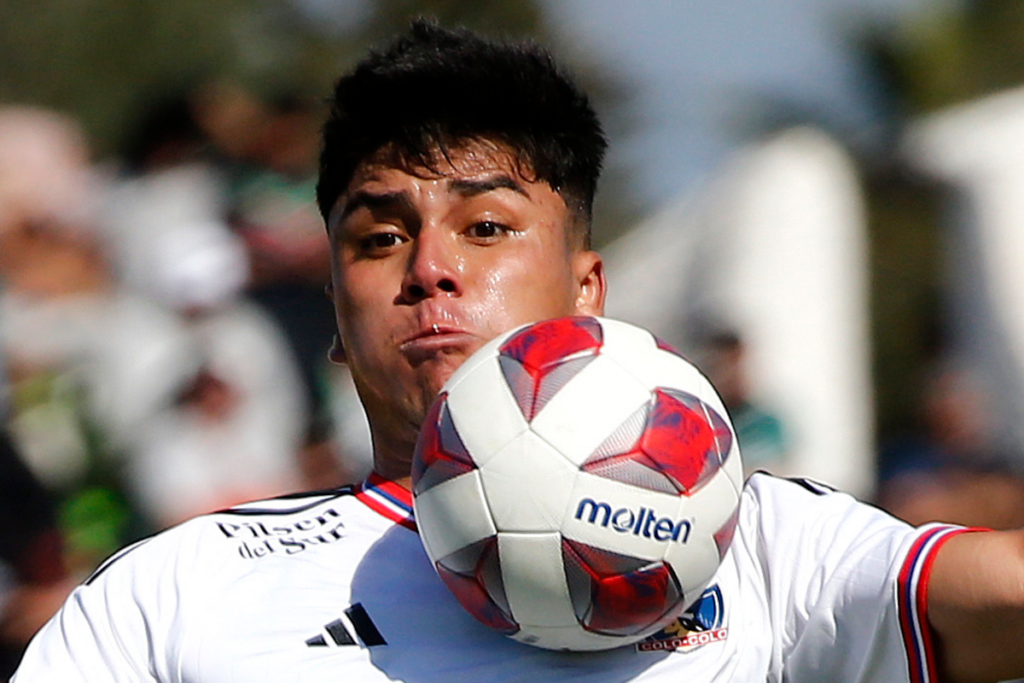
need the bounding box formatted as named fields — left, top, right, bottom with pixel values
left=328, top=334, right=347, bottom=364
left=324, top=281, right=347, bottom=364
left=571, top=250, right=606, bottom=317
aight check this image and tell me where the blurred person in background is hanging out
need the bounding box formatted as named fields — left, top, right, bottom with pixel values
left=0, top=106, right=136, bottom=578
left=99, top=94, right=313, bottom=527
left=194, top=84, right=338, bottom=428
left=697, top=327, right=788, bottom=477
left=878, top=359, right=1024, bottom=530
left=195, top=82, right=373, bottom=487
left=0, top=98, right=313, bottom=547
left=0, top=106, right=103, bottom=676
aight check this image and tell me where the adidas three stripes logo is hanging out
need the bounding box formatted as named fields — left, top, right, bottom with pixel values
left=305, top=603, right=387, bottom=648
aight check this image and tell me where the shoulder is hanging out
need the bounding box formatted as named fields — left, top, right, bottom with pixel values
left=735, top=472, right=919, bottom=568
left=86, top=486, right=362, bottom=587
left=732, top=472, right=966, bottom=604
left=733, top=475, right=970, bottom=683
left=741, top=471, right=879, bottom=518
left=53, top=487, right=369, bottom=658
left=13, top=487, right=370, bottom=680
left=738, top=471, right=848, bottom=525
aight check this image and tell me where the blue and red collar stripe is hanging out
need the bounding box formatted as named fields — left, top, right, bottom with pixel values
left=356, top=473, right=416, bottom=531
left=897, top=525, right=978, bottom=683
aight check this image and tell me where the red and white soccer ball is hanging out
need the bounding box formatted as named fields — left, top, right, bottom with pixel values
left=412, top=316, right=743, bottom=651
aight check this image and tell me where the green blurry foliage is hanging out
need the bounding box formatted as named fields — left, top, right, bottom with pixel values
left=0, top=0, right=254, bottom=155
left=872, top=0, right=1024, bottom=114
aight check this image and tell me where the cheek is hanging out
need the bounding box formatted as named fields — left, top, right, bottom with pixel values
left=473, top=253, right=576, bottom=325
left=332, top=279, right=389, bottom=355
left=333, top=262, right=391, bottom=319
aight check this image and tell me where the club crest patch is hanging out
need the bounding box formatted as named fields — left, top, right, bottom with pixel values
left=637, top=585, right=727, bottom=653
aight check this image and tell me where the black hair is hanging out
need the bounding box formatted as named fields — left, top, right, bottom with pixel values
left=316, top=19, right=607, bottom=247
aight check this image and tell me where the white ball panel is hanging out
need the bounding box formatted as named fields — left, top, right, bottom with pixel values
left=479, top=432, right=579, bottom=532
left=594, top=317, right=659, bottom=359
left=447, top=355, right=529, bottom=467
left=676, top=469, right=740, bottom=536
left=559, top=471, right=683, bottom=562
left=498, top=532, right=577, bottom=628
left=442, top=335, right=503, bottom=393
left=666, top=472, right=740, bottom=602
left=664, top=531, right=722, bottom=603
left=530, top=355, right=651, bottom=466
left=610, top=347, right=710, bottom=399
left=414, top=471, right=496, bottom=562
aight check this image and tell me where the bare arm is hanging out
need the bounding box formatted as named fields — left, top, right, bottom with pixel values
left=929, top=530, right=1024, bottom=683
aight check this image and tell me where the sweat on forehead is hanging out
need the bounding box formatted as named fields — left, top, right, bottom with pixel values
left=326, top=139, right=592, bottom=253
left=328, top=141, right=548, bottom=230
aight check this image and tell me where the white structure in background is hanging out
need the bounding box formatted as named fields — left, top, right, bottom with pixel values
left=905, top=87, right=1024, bottom=459
left=603, top=127, right=874, bottom=496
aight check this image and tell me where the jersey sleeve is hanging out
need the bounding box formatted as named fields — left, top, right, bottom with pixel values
left=12, top=519, right=206, bottom=682
left=12, top=541, right=157, bottom=681
left=740, top=473, right=971, bottom=683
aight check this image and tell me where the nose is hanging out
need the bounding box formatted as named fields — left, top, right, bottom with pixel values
left=399, top=230, right=461, bottom=303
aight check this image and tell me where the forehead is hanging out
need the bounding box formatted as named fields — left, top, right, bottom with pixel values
left=335, top=140, right=548, bottom=206
left=374, top=138, right=528, bottom=177
left=325, top=140, right=580, bottom=251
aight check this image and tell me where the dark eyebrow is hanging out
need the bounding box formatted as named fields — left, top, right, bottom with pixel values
left=338, top=190, right=414, bottom=222
left=449, top=174, right=528, bottom=198
left=335, top=175, right=526, bottom=225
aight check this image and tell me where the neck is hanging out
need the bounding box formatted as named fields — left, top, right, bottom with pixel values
left=368, top=429, right=416, bottom=492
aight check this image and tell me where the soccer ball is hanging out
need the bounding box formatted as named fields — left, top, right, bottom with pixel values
left=412, top=316, right=743, bottom=651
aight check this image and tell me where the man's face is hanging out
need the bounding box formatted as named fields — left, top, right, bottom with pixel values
left=328, top=141, right=604, bottom=463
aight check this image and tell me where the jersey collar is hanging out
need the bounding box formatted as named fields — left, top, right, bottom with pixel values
left=356, top=472, right=417, bottom=531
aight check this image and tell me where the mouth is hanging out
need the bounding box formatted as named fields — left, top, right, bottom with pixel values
left=399, top=325, right=476, bottom=363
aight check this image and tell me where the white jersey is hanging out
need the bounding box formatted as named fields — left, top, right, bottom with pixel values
left=14, top=472, right=968, bottom=683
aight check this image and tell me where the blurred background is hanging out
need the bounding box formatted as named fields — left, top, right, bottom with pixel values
left=4, top=0, right=1024, bottom=675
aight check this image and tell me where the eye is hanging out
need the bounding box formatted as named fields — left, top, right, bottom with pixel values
left=466, top=221, right=509, bottom=241
left=358, top=232, right=404, bottom=253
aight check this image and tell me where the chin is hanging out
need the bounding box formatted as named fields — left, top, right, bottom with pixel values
left=420, top=348, right=468, bottom=382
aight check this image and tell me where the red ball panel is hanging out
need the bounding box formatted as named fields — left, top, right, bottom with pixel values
left=638, top=388, right=726, bottom=494
left=654, top=336, right=684, bottom=356
left=582, top=389, right=733, bottom=496
left=500, top=316, right=603, bottom=369
left=499, top=317, right=603, bottom=421
left=412, top=394, right=476, bottom=496
left=562, top=539, right=682, bottom=637
left=436, top=537, right=519, bottom=635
